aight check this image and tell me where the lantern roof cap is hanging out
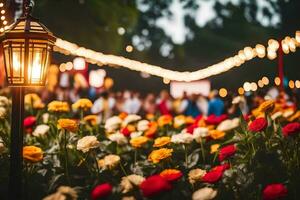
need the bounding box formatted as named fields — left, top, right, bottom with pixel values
left=0, top=15, right=56, bottom=43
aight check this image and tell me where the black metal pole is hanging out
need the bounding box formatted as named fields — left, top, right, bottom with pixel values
left=9, top=87, right=24, bottom=200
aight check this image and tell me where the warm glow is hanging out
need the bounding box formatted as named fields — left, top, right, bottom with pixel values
left=30, top=53, right=43, bottom=83
left=238, top=87, right=244, bottom=95
left=243, top=82, right=251, bottom=92
left=73, top=57, right=86, bottom=70
left=12, top=52, right=21, bottom=73
left=59, top=63, right=66, bottom=72
left=0, top=3, right=3, bottom=7
left=163, top=78, right=170, bottom=84
left=274, top=77, right=281, bottom=86
left=65, top=62, right=73, bottom=70
left=255, top=44, right=266, bottom=58
left=258, top=80, right=264, bottom=88
left=296, top=31, right=300, bottom=43
left=126, top=45, right=133, bottom=53
left=262, top=76, right=269, bottom=85
left=250, top=82, right=258, bottom=91
left=89, top=69, right=106, bottom=88
left=295, top=80, right=300, bottom=88
left=219, top=88, right=227, bottom=98
left=289, top=80, right=295, bottom=89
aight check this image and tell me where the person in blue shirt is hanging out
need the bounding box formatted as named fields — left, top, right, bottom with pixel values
left=208, top=90, right=224, bottom=116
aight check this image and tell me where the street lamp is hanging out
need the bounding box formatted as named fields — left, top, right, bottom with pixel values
left=0, top=0, right=55, bottom=199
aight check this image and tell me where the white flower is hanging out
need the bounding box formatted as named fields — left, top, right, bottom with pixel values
left=105, top=116, right=122, bottom=132
left=98, top=154, right=120, bottom=170
left=130, top=131, right=143, bottom=139
left=76, top=136, right=100, bottom=153
left=108, top=132, right=128, bottom=145
left=193, top=127, right=209, bottom=143
left=188, top=168, right=207, bottom=184
left=42, top=113, right=50, bottom=124
left=217, top=118, right=240, bottom=132
left=32, top=124, right=50, bottom=137
left=171, top=132, right=194, bottom=144
left=0, top=96, right=9, bottom=107
left=43, top=186, right=78, bottom=200
left=192, top=187, right=217, bottom=200
left=0, top=107, right=6, bottom=119
left=120, top=174, right=145, bottom=193
left=137, top=120, right=149, bottom=132
left=122, top=114, right=141, bottom=126
left=271, top=111, right=283, bottom=120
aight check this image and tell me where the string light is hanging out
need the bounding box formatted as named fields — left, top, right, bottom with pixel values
left=289, top=80, right=295, bottom=89
left=53, top=31, right=300, bottom=82
left=258, top=80, right=264, bottom=88
left=0, top=2, right=7, bottom=33
left=261, top=76, right=269, bottom=85
left=238, top=87, right=244, bottom=95
left=163, top=78, right=170, bottom=84
left=274, top=77, right=281, bottom=86
left=125, top=45, right=133, bottom=53
left=295, top=80, right=300, bottom=88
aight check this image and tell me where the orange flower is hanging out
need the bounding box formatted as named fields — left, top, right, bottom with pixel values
left=144, top=122, right=158, bottom=138
left=288, top=111, right=300, bottom=122
left=119, top=112, right=128, bottom=120
left=160, top=169, right=182, bottom=182
left=146, top=113, right=155, bottom=121
left=185, top=116, right=195, bottom=124
left=157, top=115, right=173, bottom=127
left=153, top=136, right=171, bottom=147
left=130, top=136, right=149, bottom=148
left=197, top=118, right=207, bottom=127
left=84, top=115, right=99, bottom=126
left=23, top=146, right=43, bottom=162
left=148, top=148, right=173, bottom=164
left=173, top=115, right=186, bottom=128
left=57, top=119, right=78, bottom=132
left=209, top=130, right=226, bottom=140
left=257, top=100, right=275, bottom=113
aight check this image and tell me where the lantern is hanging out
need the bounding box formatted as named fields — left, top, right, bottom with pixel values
left=0, top=8, right=55, bottom=86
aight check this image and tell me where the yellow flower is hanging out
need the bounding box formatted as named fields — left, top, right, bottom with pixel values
left=185, top=116, right=195, bottom=124
left=257, top=100, right=275, bottom=113
left=157, top=115, right=172, bottom=127
left=98, top=154, right=120, bottom=170
left=83, top=115, right=99, bottom=126
left=153, top=136, right=171, bottom=147
left=173, top=115, right=186, bottom=128
left=57, top=119, right=78, bottom=132
left=23, top=146, right=43, bottom=162
left=148, top=148, right=173, bottom=164
left=25, top=93, right=45, bottom=109
left=209, top=130, right=226, bottom=140
left=72, top=98, right=93, bottom=111
left=210, top=144, right=220, bottom=154
left=160, top=169, right=182, bottom=181
left=119, top=112, right=128, bottom=120
left=146, top=113, right=155, bottom=121
left=130, top=136, right=148, bottom=148
left=48, top=101, right=70, bottom=112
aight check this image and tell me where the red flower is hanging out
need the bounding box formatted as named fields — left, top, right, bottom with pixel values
left=121, top=127, right=131, bottom=137
left=186, top=124, right=198, bottom=134
left=91, top=183, right=112, bottom=200
left=262, top=183, right=288, bottom=200
left=248, top=117, right=267, bottom=132
left=23, top=116, right=36, bottom=128
left=282, top=122, right=300, bottom=137
left=219, top=144, right=236, bottom=161
left=159, top=169, right=183, bottom=182
left=202, top=164, right=230, bottom=183
left=206, top=114, right=228, bottom=125
left=140, top=175, right=172, bottom=197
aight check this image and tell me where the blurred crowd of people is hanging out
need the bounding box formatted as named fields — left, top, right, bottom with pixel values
left=23, top=83, right=300, bottom=120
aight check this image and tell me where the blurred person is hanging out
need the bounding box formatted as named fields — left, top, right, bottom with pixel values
left=156, top=90, right=172, bottom=115
left=207, top=90, right=224, bottom=116
left=197, top=94, right=208, bottom=116
left=142, top=93, right=157, bottom=115
left=123, top=91, right=141, bottom=114
left=184, top=94, right=201, bottom=117
left=92, top=92, right=116, bottom=120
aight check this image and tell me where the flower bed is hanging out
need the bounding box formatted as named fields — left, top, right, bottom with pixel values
left=0, top=95, right=300, bottom=199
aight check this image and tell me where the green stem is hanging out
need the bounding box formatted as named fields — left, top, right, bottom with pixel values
left=119, top=161, right=128, bottom=176
left=63, top=129, right=70, bottom=184
left=134, top=149, right=137, bottom=172
left=93, top=150, right=100, bottom=178
left=184, top=145, right=188, bottom=168
left=199, top=138, right=206, bottom=163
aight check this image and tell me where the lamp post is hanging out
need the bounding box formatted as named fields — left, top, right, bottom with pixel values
left=0, top=0, right=55, bottom=199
